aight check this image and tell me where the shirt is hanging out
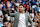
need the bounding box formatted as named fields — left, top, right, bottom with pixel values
left=0, top=23, right=3, bottom=27
left=39, top=7, right=40, bottom=12
left=0, top=10, right=3, bottom=16
left=17, top=13, right=26, bottom=27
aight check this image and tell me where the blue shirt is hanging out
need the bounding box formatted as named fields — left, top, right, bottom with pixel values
left=32, top=1, right=36, bottom=5
left=21, top=1, right=26, bottom=4
left=16, top=0, right=19, bottom=1
left=0, top=23, right=3, bottom=27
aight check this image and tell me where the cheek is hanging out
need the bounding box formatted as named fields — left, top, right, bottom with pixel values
left=19, top=8, right=21, bottom=11
left=39, top=14, right=40, bottom=15
left=19, top=8, right=21, bottom=10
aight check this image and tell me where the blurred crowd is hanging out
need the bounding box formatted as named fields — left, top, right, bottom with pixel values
left=0, top=0, right=40, bottom=27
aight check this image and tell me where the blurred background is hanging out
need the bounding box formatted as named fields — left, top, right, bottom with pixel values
left=0, top=0, right=40, bottom=27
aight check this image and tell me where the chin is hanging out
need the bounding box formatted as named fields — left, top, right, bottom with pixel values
left=19, top=10, right=21, bottom=11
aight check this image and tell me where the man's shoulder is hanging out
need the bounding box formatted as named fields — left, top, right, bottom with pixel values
left=25, top=13, right=29, bottom=15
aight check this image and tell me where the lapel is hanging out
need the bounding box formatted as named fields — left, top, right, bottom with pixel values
left=25, top=13, right=28, bottom=26
left=16, top=12, right=20, bottom=23
left=14, top=12, right=20, bottom=27
left=25, top=13, right=27, bottom=22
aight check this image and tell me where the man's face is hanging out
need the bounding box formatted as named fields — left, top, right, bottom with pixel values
left=19, top=5, right=25, bottom=12
left=26, top=2, right=28, bottom=4
left=38, top=13, right=40, bottom=16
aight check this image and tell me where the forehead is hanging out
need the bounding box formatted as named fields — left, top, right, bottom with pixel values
left=19, top=5, right=23, bottom=7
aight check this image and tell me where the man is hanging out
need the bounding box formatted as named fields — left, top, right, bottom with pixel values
left=8, top=4, right=34, bottom=27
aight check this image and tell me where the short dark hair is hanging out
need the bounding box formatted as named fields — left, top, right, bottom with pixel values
left=39, top=4, right=40, bottom=7
left=26, top=1, right=27, bottom=2
left=19, top=4, right=25, bottom=8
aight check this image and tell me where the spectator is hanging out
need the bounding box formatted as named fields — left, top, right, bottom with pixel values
left=0, top=9, right=3, bottom=16
left=39, top=4, right=40, bottom=12
left=0, top=15, right=3, bottom=27
left=15, top=1, right=20, bottom=6
left=3, top=14, right=8, bottom=23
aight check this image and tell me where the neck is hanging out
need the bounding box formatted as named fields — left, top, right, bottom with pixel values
left=21, top=11, right=25, bottom=14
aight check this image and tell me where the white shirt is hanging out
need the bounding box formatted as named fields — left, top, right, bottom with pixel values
left=17, top=13, right=26, bottom=27
left=30, top=13, right=34, bottom=18
left=39, top=7, right=40, bottom=12
left=0, top=10, right=3, bottom=16
left=15, top=3, right=20, bottom=6
left=0, top=17, right=3, bottom=21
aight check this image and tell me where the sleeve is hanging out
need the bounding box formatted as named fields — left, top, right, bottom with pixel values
left=7, top=9, right=16, bottom=17
left=28, top=14, right=34, bottom=27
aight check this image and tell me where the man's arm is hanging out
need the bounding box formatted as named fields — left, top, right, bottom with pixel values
left=28, top=14, right=34, bottom=27
left=7, top=8, right=16, bottom=17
